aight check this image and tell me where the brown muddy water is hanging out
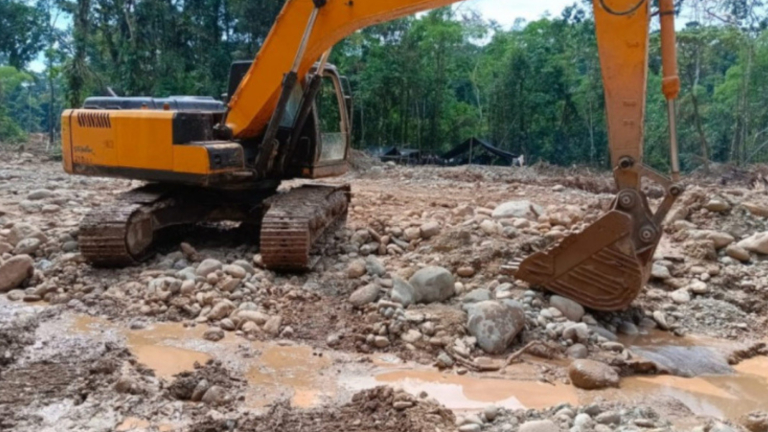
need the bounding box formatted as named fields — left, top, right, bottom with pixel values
left=71, top=316, right=768, bottom=421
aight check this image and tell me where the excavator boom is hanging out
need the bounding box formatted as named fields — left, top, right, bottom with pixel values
left=225, top=0, right=467, bottom=139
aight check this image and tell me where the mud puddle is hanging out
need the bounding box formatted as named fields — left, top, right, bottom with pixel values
left=70, top=315, right=768, bottom=420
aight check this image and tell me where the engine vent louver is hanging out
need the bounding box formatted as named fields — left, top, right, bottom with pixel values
left=78, top=112, right=112, bottom=128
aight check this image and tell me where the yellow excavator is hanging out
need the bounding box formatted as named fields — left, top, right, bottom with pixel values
left=61, top=0, right=683, bottom=311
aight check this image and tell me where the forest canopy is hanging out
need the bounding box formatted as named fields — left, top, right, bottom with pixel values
left=1, top=0, right=767, bottom=172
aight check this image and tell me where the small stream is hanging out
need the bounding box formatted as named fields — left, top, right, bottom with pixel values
left=71, top=315, right=768, bottom=421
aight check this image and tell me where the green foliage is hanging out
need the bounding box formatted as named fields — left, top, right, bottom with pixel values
left=0, top=66, right=33, bottom=143
left=2, top=0, right=768, bottom=170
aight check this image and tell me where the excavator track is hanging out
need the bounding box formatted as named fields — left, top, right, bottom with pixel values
left=261, top=184, right=350, bottom=271
left=79, top=188, right=167, bottom=267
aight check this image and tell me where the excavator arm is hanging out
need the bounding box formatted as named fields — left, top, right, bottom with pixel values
left=514, top=0, right=684, bottom=310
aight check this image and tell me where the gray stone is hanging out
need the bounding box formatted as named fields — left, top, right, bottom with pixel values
left=390, top=277, right=415, bottom=307
left=519, top=420, right=560, bottom=432
left=191, top=379, right=210, bottom=401
left=365, top=256, right=386, bottom=277
left=207, top=300, right=235, bottom=320
left=62, top=240, right=78, bottom=252
left=373, top=336, right=390, bottom=348
left=687, top=229, right=735, bottom=249
left=0, top=255, right=34, bottom=292
left=462, top=288, right=491, bottom=304
left=594, top=411, right=621, bottom=425
left=203, top=328, right=225, bottom=342
left=264, top=315, right=282, bottom=336
left=409, top=266, right=455, bottom=304
left=467, top=300, right=526, bottom=354
left=492, top=201, right=545, bottom=221
left=223, top=264, right=246, bottom=279
left=196, top=259, right=222, bottom=276
left=590, top=326, right=618, bottom=342
left=689, top=279, right=709, bottom=295
left=27, top=189, right=54, bottom=200
left=13, top=238, right=41, bottom=255
left=566, top=343, right=588, bottom=359
left=458, top=425, right=482, bottom=432
left=550, top=295, right=585, bottom=322
left=670, top=289, right=691, bottom=304
left=436, top=351, right=455, bottom=368
left=238, top=310, right=269, bottom=325
left=349, top=284, right=380, bottom=307
left=568, top=360, right=619, bottom=390
left=7, top=223, right=47, bottom=246
left=484, top=405, right=499, bottom=422
left=617, top=321, right=639, bottom=336
left=562, top=323, right=590, bottom=343
left=651, top=263, right=671, bottom=280
left=653, top=310, right=669, bottom=330
left=201, top=385, right=227, bottom=405
left=738, top=232, right=768, bottom=255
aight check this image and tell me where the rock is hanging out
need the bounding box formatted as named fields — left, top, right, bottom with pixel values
left=41, top=204, right=60, bottom=214
left=0, top=255, right=34, bottom=292
left=264, top=315, right=282, bottom=336
left=687, top=229, right=734, bottom=249
left=741, top=411, right=768, bottom=432
left=562, top=323, right=589, bottom=343
left=458, top=425, right=482, bottom=432
left=409, top=266, right=455, bottom=304
left=241, top=321, right=259, bottom=334
left=653, top=310, right=669, bottom=330
left=223, top=264, right=246, bottom=279
left=203, top=328, right=225, bottom=342
left=401, top=329, right=422, bottom=344
left=705, top=198, right=730, bottom=212
left=7, top=223, right=47, bottom=246
left=456, top=266, right=475, bottom=277
left=0, top=242, right=11, bottom=254
left=365, top=256, right=386, bottom=277
left=373, top=336, right=390, bottom=348
left=479, top=219, right=498, bottom=235
left=207, top=300, right=235, bottom=321
left=27, top=189, right=54, bottom=200
left=220, top=319, right=235, bottom=331
left=566, top=343, right=588, bottom=359
left=349, top=284, right=380, bottom=307
left=492, top=201, right=545, bottom=221
left=347, top=260, right=367, bottom=278
left=726, top=245, right=751, bottom=262
left=436, top=351, right=454, bottom=368
left=467, top=300, right=526, bottom=354
left=484, top=405, right=499, bottom=422
left=62, top=241, right=78, bottom=252
left=390, top=277, right=415, bottom=307
left=6, top=290, right=24, bottom=301
left=568, top=359, right=620, bottom=390
left=462, top=289, right=491, bottom=304
left=404, top=227, right=421, bottom=241
left=238, top=310, right=269, bottom=325
left=688, top=279, right=709, bottom=295
left=595, top=411, right=621, bottom=425
left=13, top=238, right=41, bottom=255
left=201, top=385, right=227, bottom=405
left=617, top=321, right=639, bottom=336
left=196, top=259, right=222, bottom=277
left=519, top=420, right=560, bottom=432
left=738, top=232, right=768, bottom=255
left=743, top=202, right=768, bottom=218
left=574, top=413, right=593, bottom=429
left=114, top=376, right=139, bottom=394
left=549, top=295, right=585, bottom=322
left=191, top=379, right=210, bottom=402
left=670, top=289, right=691, bottom=304
left=420, top=221, right=441, bottom=239
left=651, top=263, right=671, bottom=280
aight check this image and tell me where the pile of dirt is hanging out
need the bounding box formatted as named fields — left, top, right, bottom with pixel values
left=167, top=359, right=244, bottom=405
left=348, top=149, right=382, bottom=172
left=192, top=386, right=455, bottom=432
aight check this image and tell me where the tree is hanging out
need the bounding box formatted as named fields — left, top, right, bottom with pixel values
left=0, top=0, right=46, bottom=69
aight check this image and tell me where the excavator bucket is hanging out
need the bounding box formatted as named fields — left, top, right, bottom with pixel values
left=515, top=211, right=649, bottom=311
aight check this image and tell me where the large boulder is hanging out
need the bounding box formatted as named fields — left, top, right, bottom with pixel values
left=408, top=266, right=455, bottom=304
left=466, top=300, right=526, bottom=354
left=568, top=359, right=620, bottom=390
left=0, top=255, right=34, bottom=292
left=492, top=200, right=545, bottom=221
left=738, top=232, right=768, bottom=255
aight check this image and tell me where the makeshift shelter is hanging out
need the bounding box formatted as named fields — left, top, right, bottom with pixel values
left=442, top=137, right=521, bottom=166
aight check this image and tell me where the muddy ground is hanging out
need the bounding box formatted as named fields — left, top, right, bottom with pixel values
left=1, top=148, right=768, bottom=431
